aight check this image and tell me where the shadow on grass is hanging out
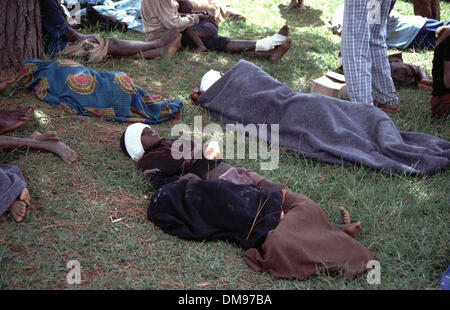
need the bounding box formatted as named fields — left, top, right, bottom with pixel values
left=277, top=4, right=324, bottom=28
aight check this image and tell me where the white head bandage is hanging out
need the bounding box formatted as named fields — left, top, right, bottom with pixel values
left=124, top=123, right=151, bottom=161
left=255, top=33, right=288, bottom=52
left=200, top=70, right=223, bottom=91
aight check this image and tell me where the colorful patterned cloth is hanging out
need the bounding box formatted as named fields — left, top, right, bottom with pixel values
left=19, top=59, right=183, bottom=124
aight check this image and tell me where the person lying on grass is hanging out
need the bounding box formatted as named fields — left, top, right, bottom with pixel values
left=141, top=0, right=292, bottom=61
left=120, top=122, right=372, bottom=281
left=119, top=123, right=288, bottom=191
left=147, top=176, right=373, bottom=281
left=188, top=60, right=450, bottom=176
left=41, top=0, right=182, bottom=63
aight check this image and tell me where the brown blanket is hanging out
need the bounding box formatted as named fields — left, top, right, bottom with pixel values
left=244, top=191, right=374, bottom=280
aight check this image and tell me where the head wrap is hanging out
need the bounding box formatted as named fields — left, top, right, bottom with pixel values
left=200, top=70, right=223, bottom=91
left=124, top=123, right=151, bottom=161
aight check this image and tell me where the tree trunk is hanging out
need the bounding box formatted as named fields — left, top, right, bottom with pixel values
left=0, top=0, right=42, bottom=79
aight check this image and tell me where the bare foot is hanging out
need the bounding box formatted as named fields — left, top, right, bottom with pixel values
left=0, top=131, right=77, bottom=164
left=343, top=221, right=362, bottom=238
left=195, top=46, right=207, bottom=53
left=9, top=201, right=27, bottom=222
left=267, top=38, right=292, bottom=62
left=336, top=206, right=351, bottom=225
left=30, top=131, right=60, bottom=142
left=19, top=188, right=31, bottom=206
left=278, top=24, right=290, bottom=37
left=0, top=106, right=35, bottom=134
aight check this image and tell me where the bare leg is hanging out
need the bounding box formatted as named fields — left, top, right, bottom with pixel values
left=9, top=201, right=27, bottom=222
left=185, top=26, right=207, bottom=52
left=107, top=29, right=179, bottom=57
left=333, top=207, right=362, bottom=237
left=0, top=131, right=77, bottom=164
left=0, top=106, right=35, bottom=134
left=335, top=206, right=351, bottom=225
left=224, top=25, right=289, bottom=54
left=134, top=34, right=182, bottom=59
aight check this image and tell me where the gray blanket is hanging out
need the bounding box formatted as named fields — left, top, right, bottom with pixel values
left=197, top=60, right=450, bottom=175
left=0, top=165, right=27, bottom=215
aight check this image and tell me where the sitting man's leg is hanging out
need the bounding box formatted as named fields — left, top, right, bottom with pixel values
left=43, top=0, right=180, bottom=61
left=0, top=165, right=30, bottom=223
left=106, top=30, right=182, bottom=59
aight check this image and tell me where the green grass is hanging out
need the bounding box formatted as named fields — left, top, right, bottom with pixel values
left=0, top=0, right=449, bottom=290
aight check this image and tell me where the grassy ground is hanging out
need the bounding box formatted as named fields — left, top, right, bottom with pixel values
left=0, top=0, right=449, bottom=290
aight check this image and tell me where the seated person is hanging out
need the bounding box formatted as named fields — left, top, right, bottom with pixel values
left=41, top=0, right=182, bottom=62
left=147, top=167, right=373, bottom=281
left=119, top=122, right=288, bottom=191
left=0, top=165, right=30, bottom=223
left=178, top=0, right=216, bottom=52
left=141, top=0, right=292, bottom=62
left=430, top=26, right=450, bottom=118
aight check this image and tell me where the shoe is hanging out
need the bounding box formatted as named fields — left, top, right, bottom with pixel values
left=375, top=102, right=400, bottom=112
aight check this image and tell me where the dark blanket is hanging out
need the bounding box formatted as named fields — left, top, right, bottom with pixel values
left=147, top=179, right=283, bottom=250
left=0, top=165, right=27, bottom=216
left=197, top=60, right=450, bottom=175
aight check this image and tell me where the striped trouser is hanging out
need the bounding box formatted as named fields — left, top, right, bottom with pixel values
left=341, top=0, right=398, bottom=106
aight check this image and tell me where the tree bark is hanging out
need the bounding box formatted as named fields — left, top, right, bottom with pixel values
left=0, top=0, right=42, bottom=79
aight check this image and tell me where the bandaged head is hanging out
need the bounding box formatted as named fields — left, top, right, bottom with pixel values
left=124, top=123, right=151, bottom=161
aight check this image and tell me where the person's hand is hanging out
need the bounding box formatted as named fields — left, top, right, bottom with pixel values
left=199, top=13, right=218, bottom=28
left=417, top=79, right=433, bottom=91
left=436, top=26, right=450, bottom=46
left=190, top=88, right=204, bottom=105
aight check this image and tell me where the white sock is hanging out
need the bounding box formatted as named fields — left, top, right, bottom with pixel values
left=255, top=33, right=288, bottom=52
